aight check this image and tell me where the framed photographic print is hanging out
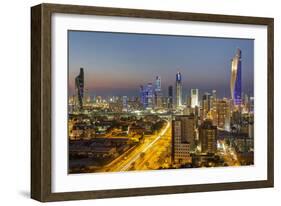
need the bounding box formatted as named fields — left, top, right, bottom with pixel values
left=31, top=3, right=274, bottom=202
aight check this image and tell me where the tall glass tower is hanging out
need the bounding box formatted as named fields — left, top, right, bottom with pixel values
left=175, top=72, right=182, bottom=108
left=75, top=68, right=84, bottom=110
left=155, top=76, right=161, bottom=92
left=191, top=89, right=199, bottom=108
left=146, top=83, right=154, bottom=109
left=154, top=76, right=162, bottom=108
left=230, top=49, right=242, bottom=105
left=140, top=85, right=146, bottom=108
left=140, top=83, right=154, bottom=109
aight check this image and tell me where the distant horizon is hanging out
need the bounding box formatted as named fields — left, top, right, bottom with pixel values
left=68, top=31, right=254, bottom=99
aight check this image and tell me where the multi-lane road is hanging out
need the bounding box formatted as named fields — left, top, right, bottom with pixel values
left=217, top=139, right=240, bottom=166
left=132, top=125, right=171, bottom=171
left=98, top=119, right=171, bottom=172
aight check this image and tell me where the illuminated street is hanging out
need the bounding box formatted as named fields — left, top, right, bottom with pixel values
left=217, top=140, right=240, bottom=166
left=99, top=120, right=171, bottom=172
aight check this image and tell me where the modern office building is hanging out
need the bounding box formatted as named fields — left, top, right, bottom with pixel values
left=168, top=85, right=173, bottom=109
left=199, top=120, right=218, bottom=154
left=209, top=90, right=216, bottom=111
left=155, top=76, right=161, bottom=92
left=175, top=72, right=182, bottom=108
left=216, top=99, right=231, bottom=131
left=172, top=115, right=194, bottom=164
left=154, top=76, right=162, bottom=108
left=230, top=48, right=242, bottom=105
left=154, top=92, right=162, bottom=109
left=191, top=89, right=199, bottom=108
left=140, top=85, right=146, bottom=107
left=212, top=90, right=217, bottom=100
left=209, top=95, right=215, bottom=111
left=179, top=115, right=195, bottom=143
left=201, top=92, right=211, bottom=119
left=122, top=96, right=128, bottom=112
left=140, top=83, right=155, bottom=110
left=75, top=67, right=84, bottom=110
left=146, top=83, right=154, bottom=109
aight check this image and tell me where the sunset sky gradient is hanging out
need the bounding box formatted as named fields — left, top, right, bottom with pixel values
left=68, top=31, right=254, bottom=98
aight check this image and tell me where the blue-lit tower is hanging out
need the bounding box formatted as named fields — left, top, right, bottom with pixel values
left=230, top=49, right=242, bottom=105
left=140, top=83, right=154, bottom=110
left=140, top=85, right=146, bottom=107
left=175, top=72, right=182, bottom=108
left=146, top=83, right=154, bottom=109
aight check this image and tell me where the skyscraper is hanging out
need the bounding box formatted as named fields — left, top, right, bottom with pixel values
left=212, top=90, right=217, bottom=100
left=191, top=89, right=199, bottom=108
left=216, top=99, right=231, bottom=131
left=140, top=85, right=146, bottom=108
left=230, top=48, right=242, bottom=105
left=168, top=85, right=173, bottom=109
left=75, top=68, right=84, bottom=110
left=146, top=83, right=154, bottom=109
left=210, top=90, right=217, bottom=111
left=175, top=72, right=182, bottom=108
left=122, top=96, right=128, bottom=112
left=201, top=92, right=211, bottom=119
left=199, top=120, right=217, bottom=154
left=155, top=76, right=161, bottom=92
left=154, top=76, right=162, bottom=108
left=140, top=83, right=154, bottom=109
left=172, top=115, right=193, bottom=164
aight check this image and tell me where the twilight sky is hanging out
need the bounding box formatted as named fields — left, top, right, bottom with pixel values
left=68, top=30, right=254, bottom=99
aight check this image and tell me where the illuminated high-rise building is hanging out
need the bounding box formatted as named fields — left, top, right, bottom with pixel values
left=199, top=120, right=217, bottom=154
left=201, top=92, right=211, bottom=119
left=168, top=85, right=173, bottom=109
left=175, top=72, right=182, bottom=108
left=172, top=115, right=193, bottom=164
left=75, top=68, right=84, bottom=110
left=154, top=76, right=162, bottom=108
left=230, top=48, right=242, bottom=105
left=210, top=90, right=217, bottom=111
left=191, top=89, right=199, bottom=108
left=212, top=90, right=217, bottom=100
left=140, top=85, right=146, bottom=107
left=122, top=96, right=128, bottom=112
left=140, top=83, right=154, bottom=109
left=146, top=83, right=154, bottom=109
left=155, top=76, right=161, bottom=92
left=216, top=99, right=231, bottom=131
left=155, top=93, right=162, bottom=109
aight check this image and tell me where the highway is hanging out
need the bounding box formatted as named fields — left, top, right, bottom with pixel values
left=218, top=139, right=240, bottom=166
left=133, top=126, right=171, bottom=170
left=107, top=120, right=171, bottom=172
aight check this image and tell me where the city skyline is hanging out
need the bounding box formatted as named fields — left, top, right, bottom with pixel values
left=68, top=31, right=254, bottom=99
